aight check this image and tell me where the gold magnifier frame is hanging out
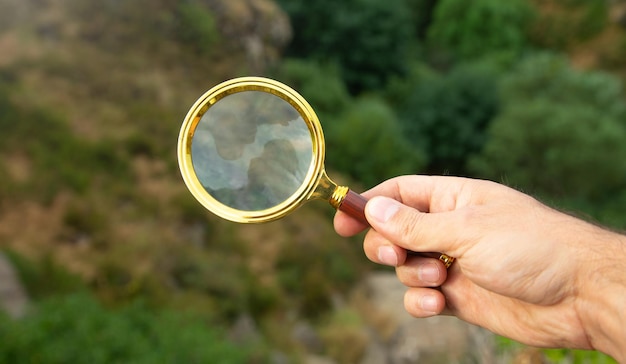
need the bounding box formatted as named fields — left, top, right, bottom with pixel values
left=177, top=76, right=366, bottom=224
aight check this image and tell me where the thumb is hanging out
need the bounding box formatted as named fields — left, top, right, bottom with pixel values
left=365, top=196, right=462, bottom=256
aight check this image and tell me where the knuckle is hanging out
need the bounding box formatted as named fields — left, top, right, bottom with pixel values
left=395, top=208, right=427, bottom=249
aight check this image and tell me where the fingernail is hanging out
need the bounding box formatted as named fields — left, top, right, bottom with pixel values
left=377, top=246, right=398, bottom=267
left=368, top=197, right=400, bottom=223
left=420, top=295, right=439, bottom=314
left=418, top=262, right=441, bottom=285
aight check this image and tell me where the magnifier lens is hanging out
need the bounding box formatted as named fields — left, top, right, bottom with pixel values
left=191, top=90, right=314, bottom=211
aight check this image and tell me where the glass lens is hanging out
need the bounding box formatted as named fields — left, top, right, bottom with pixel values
left=191, top=90, right=314, bottom=211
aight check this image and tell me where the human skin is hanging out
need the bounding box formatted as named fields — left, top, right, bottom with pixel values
left=333, top=175, right=626, bottom=361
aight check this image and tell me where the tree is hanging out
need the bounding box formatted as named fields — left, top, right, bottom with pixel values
left=326, top=97, right=426, bottom=187
left=274, top=59, right=351, bottom=118
left=427, top=0, right=534, bottom=63
left=393, top=63, right=499, bottom=175
left=469, top=53, right=626, bottom=200
left=528, top=0, right=609, bottom=50
left=276, top=0, right=414, bottom=93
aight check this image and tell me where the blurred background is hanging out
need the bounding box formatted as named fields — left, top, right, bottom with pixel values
left=0, top=0, right=624, bottom=362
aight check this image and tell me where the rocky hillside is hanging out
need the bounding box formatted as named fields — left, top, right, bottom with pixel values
left=0, top=0, right=623, bottom=362
left=0, top=1, right=383, bottom=361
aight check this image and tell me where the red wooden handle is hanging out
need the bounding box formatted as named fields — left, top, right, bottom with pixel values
left=339, top=189, right=369, bottom=225
left=338, top=190, right=455, bottom=267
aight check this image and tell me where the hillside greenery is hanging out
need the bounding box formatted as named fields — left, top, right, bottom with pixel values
left=0, top=0, right=624, bottom=362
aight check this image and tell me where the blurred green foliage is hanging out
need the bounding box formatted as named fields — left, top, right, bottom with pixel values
left=427, top=0, right=534, bottom=63
left=390, top=62, right=500, bottom=174
left=405, top=0, right=439, bottom=39
left=66, top=0, right=220, bottom=54
left=276, top=229, right=363, bottom=318
left=319, top=308, right=368, bottom=363
left=543, top=348, right=618, bottom=364
left=275, top=59, right=425, bottom=186
left=0, top=83, right=129, bottom=203
left=174, top=1, right=220, bottom=56
left=469, top=53, right=626, bottom=201
left=3, top=250, right=86, bottom=300
left=327, top=97, right=427, bottom=188
left=274, top=59, right=351, bottom=117
left=497, top=336, right=617, bottom=363
left=276, top=0, right=414, bottom=93
left=529, top=0, right=610, bottom=49
left=0, top=294, right=253, bottom=364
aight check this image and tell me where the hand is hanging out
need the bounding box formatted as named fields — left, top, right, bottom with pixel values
left=334, top=175, right=626, bottom=359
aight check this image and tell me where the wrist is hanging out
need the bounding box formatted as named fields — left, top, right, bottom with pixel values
left=575, top=229, right=626, bottom=361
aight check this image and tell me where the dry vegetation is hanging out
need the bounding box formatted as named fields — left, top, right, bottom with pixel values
left=0, top=0, right=624, bottom=362
left=0, top=0, right=369, bottom=353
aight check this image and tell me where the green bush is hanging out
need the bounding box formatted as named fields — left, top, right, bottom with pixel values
left=544, top=348, right=617, bottom=364
left=497, top=337, right=617, bottom=363
left=3, top=250, right=86, bottom=300
left=405, top=0, right=439, bottom=40
left=277, top=0, right=414, bottom=93
left=320, top=309, right=368, bottom=364
left=326, top=97, right=427, bottom=188
left=274, top=59, right=351, bottom=118
left=393, top=63, right=499, bottom=174
left=167, top=251, right=249, bottom=319
left=0, top=294, right=252, bottom=363
left=0, top=90, right=130, bottom=202
left=528, top=0, right=609, bottom=49
left=276, top=233, right=363, bottom=319
left=469, top=53, right=626, bottom=200
left=427, top=0, right=534, bottom=62
left=175, top=1, right=220, bottom=56
left=0, top=162, right=11, bottom=202
left=599, top=35, right=626, bottom=70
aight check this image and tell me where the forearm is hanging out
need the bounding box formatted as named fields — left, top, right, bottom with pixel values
left=576, top=229, right=626, bottom=362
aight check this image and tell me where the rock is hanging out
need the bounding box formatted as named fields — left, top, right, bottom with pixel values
left=292, top=321, right=324, bottom=354
left=204, top=0, right=292, bottom=73
left=359, top=272, right=496, bottom=364
left=359, top=328, right=390, bottom=364
left=0, top=252, right=29, bottom=318
left=229, top=313, right=261, bottom=344
left=270, top=351, right=291, bottom=364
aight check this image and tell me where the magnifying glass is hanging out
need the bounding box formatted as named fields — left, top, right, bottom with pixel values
left=177, top=77, right=454, bottom=268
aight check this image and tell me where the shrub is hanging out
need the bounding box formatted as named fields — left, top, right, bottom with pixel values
left=528, top=0, right=609, bottom=49
left=326, top=97, right=427, bottom=188
left=276, top=241, right=335, bottom=318
left=469, top=53, right=626, bottom=200
left=320, top=309, right=368, bottom=364
left=0, top=294, right=252, bottom=363
left=497, top=336, right=617, bottom=363
left=392, top=62, right=499, bottom=175
left=427, top=0, right=534, bottom=62
left=274, top=59, right=351, bottom=118
left=0, top=91, right=130, bottom=202
left=3, top=250, right=86, bottom=300
left=405, top=0, right=439, bottom=39
left=277, top=0, right=414, bottom=93
left=174, top=1, right=220, bottom=56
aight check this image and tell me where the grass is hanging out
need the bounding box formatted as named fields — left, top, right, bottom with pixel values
left=497, top=337, right=618, bottom=363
